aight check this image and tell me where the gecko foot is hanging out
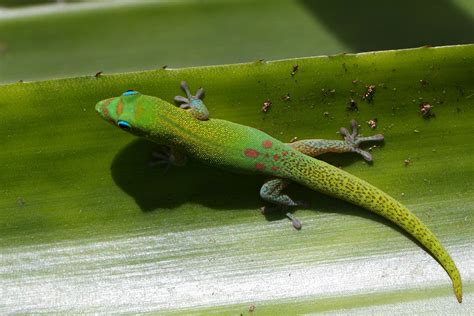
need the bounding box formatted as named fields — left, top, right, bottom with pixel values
left=339, top=119, right=384, bottom=161
left=148, top=145, right=186, bottom=172
left=260, top=203, right=305, bottom=230
left=174, top=81, right=204, bottom=108
left=174, top=81, right=209, bottom=120
left=148, top=146, right=173, bottom=172
left=285, top=212, right=302, bottom=230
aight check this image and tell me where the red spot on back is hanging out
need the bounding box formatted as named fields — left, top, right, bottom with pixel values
left=273, top=154, right=280, bottom=161
left=255, top=163, right=265, bottom=170
left=262, top=140, right=273, bottom=149
left=282, top=151, right=288, bottom=156
left=244, top=149, right=260, bottom=158
left=271, top=166, right=279, bottom=171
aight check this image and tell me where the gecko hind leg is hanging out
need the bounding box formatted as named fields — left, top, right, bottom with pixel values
left=260, top=178, right=304, bottom=230
left=174, top=81, right=209, bottom=120
left=289, top=119, right=384, bottom=162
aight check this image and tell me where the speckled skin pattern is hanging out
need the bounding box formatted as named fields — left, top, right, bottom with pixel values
left=95, top=88, right=462, bottom=303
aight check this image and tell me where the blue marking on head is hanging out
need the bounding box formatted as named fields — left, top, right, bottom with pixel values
left=117, top=120, right=132, bottom=130
left=122, top=90, right=139, bottom=96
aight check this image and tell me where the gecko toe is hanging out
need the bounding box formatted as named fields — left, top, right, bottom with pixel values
left=285, top=212, right=302, bottom=230
left=174, top=95, right=189, bottom=103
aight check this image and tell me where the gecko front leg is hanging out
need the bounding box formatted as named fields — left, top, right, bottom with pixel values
left=149, top=145, right=187, bottom=172
left=174, top=81, right=209, bottom=120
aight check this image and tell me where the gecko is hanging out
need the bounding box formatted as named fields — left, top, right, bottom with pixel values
left=95, top=81, right=462, bottom=303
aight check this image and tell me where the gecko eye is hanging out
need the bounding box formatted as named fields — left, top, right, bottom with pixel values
left=122, top=90, right=139, bottom=96
left=117, top=120, right=131, bottom=130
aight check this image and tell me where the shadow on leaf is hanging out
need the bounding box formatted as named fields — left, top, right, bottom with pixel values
left=300, top=0, right=474, bottom=52
left=110, top=138, right=415, bottom=247
left=110, top=139, right=263, bottom=212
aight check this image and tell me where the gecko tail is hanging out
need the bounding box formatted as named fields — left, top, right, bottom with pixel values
left=297, top=157, right=463, bottom=303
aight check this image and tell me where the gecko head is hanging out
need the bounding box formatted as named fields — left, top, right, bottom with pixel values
left=95, top=90, right=170, bottom=138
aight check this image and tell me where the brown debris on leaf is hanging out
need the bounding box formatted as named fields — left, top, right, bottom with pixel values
left=363, top=84, right=376, bottom=101
left=420, top=102, right=435, bottom=118
left=262, top=100, right=272, bottom=113
left=347, top=98, right=358, bottom=111
left=281, top=93, right=291, bottom=101
left=291, top=65, right=299, bottom=76
left=367, top=118, right=378, bottom=129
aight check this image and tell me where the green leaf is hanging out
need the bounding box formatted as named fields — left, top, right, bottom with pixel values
left=1, top=44, right=473, bottom=313
left=3, top=0, right=474, bottom=84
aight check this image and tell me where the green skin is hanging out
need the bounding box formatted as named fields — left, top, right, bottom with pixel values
left=95, top=81, right=462, bottom=303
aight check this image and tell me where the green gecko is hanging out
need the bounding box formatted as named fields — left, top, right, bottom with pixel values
left=95, top=81, right=462, bottom=303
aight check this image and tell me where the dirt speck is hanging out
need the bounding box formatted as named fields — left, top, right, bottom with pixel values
left=363, top=84, right=376, bottom=101
left=368, top=145, right=378, bottom=151
left=281, top=93, right=291, bottom=101
left=347, top=99, right=358, bottom=111
left=262, top=100, right=272, bottom=113
left=291, top=65, right=299, bottom=76
left=419, top=102, right=435, bottom=118
left=17, top=197, right=26, bottom=207
left=366, top=118, right=378, bottom=129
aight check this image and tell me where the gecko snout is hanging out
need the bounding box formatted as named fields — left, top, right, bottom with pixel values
left=94, top=100, right=104, bottom=115
left=95, top=98, right=115, bottom=120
